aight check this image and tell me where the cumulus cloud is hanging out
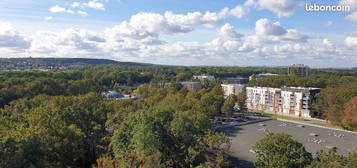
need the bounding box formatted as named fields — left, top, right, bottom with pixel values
left=256, top=18, right=287, bottom=36
left=44, top=16, right=53, bottom=21
left=219, top=23, right=243, bottom=40
left=72, top=0, right=105, bottom=11
left=0, top=22, right=31, bottom=49
left=345, top=31, right=357, bottom=48
left=49, top=5, right=74, bottom=14
left=164, top=8, right=229, bottom=27
left=346, top=11, right=357, bottom=22
left=104, top=9, right=231, bottom=42
left=254, top=18, right=307, bottom=43
left=340, top=0, right=357, bottom=10
left=40, top=28, right=105, bottom=50
left=230, top=5, right=248, bottom=19
left=245, top=0, right=297, bottom=17
left=77, top=10, right=89, bottom=17
left=2, top=5, right=356, bottom=67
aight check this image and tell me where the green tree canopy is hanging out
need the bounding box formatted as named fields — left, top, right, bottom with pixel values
left=252, top=133, right=312, bottom=168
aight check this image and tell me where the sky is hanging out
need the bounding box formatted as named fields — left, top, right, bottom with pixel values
left=0, top=0, right=357, bottom=68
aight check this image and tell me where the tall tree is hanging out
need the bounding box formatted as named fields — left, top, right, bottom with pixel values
left=237, top=93, right=247, bottom=112
left=252, top=133, right=312, bottom=168
left=221, top=94, right=237, bottom=116
left=342, top=97, right=357, bottom=131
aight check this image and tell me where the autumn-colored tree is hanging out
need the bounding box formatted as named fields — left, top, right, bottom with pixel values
left=342, top=97, right=357, bottom=131
left=307, top=149, right=357, bottom=168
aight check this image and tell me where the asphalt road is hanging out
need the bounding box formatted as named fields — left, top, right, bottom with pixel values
left=222, top=119, right=357, bottom=168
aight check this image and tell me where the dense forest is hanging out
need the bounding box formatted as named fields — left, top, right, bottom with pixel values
left=1, top=64, right=357, bottom=167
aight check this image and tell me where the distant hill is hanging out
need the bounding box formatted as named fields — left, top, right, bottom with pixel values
left=0, top=58, right=151, bottom=66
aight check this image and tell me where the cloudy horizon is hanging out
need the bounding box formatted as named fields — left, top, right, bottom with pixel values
left=1, top=0, right=357, bottom=68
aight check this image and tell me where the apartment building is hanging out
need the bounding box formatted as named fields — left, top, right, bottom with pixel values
left=280, top=87, right=320, bottom=118
left=221, top=84, right=246, bottom=98
left=288, top=64, right=310, bottom=77
left=246, top=86, right=320, bottom=118
left=246, top=87, right=281, bottom=112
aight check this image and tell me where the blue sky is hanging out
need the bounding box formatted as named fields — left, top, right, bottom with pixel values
left=0, top=0, right=357, bottom=68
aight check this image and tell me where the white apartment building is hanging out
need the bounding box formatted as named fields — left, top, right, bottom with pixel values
left=280, top=87, right=320, bottom=118
left=246, top=87, right=281, bottom=112
left=221, top=84, right=246, bottom=98
left=246, top=86, right=320, bottom=118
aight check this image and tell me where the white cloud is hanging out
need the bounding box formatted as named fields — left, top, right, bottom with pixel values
left=78, top=10, right=89, bottom=17
left=0, top=22, right=31, bottom=49
left=44, top=16, right=53, bottom=21
left=245, top=0, right=297, bottom=17
left=283, top=29, right=308, bottom=42
left=164, top=8, right=229, bottom=27
left=219, top=23, right=243, bottom=40
left=72, top=2, right=81, bottom=8
left=104, top=9, right=231, bottom=43
left=49, top=5, right=74, bottom=14
left=256, top=18, right=286, bottom=36
left=230, top=5, right=248, bottom=19
left=1, top=5, right=356, bottom=67
left=326, top=21, right=333, bottom=26
left=72, top=0, right=105, bottom=11
left=340, top=0, right=357, bottom=10
left=346, top=11, right=357, bottom=22
left=86, top=0, right=105, bottom=10
left=254, top=18, right=307, bottom=43
left=345, top=31, right=357, bottom=48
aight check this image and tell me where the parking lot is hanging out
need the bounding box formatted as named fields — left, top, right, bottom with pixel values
left=222, top=119, right=357, bottom=167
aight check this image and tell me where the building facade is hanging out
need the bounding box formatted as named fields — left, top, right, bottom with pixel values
left=193, top=75, right=215, bottom=82
left=221, top=77, right=249, bottom=84
left=288, top=64, right=310, bottom=77
left=158, top=82, right=202, bottom=91
left=180, top=82, right=202, bottom=91
left=221, top=84, right=246, bottom=98
left=246, top=86, right=320, bottom=118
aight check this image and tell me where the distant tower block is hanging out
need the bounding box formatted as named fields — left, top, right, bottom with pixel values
left=288, top=64, right=310, bottom=77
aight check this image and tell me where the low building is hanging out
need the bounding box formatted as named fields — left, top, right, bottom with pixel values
left=221, top=77, right=249, bottom=84
left=221, top=84, right=246, bottom=98
left=157, top=82, right=202, bottom=91
left=180, top=82, right=202, bottom=91
left=249, top=73, right=279, bottom=81
left=193, top=75, right=215, bottom=82
left=102, top=91, right=138, bottom=100
left=246, top=86, right=320, bottom=118
left=288, top=64, right=310, bottom=77
left=102, top=91, right=124, bottom=99
left=157, top=82, right=172, bottom=88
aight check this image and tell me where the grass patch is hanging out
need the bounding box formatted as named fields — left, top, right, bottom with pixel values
left=310, top=121, right=342, bottom=129
left=255, top=112, right=309, bottom=121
